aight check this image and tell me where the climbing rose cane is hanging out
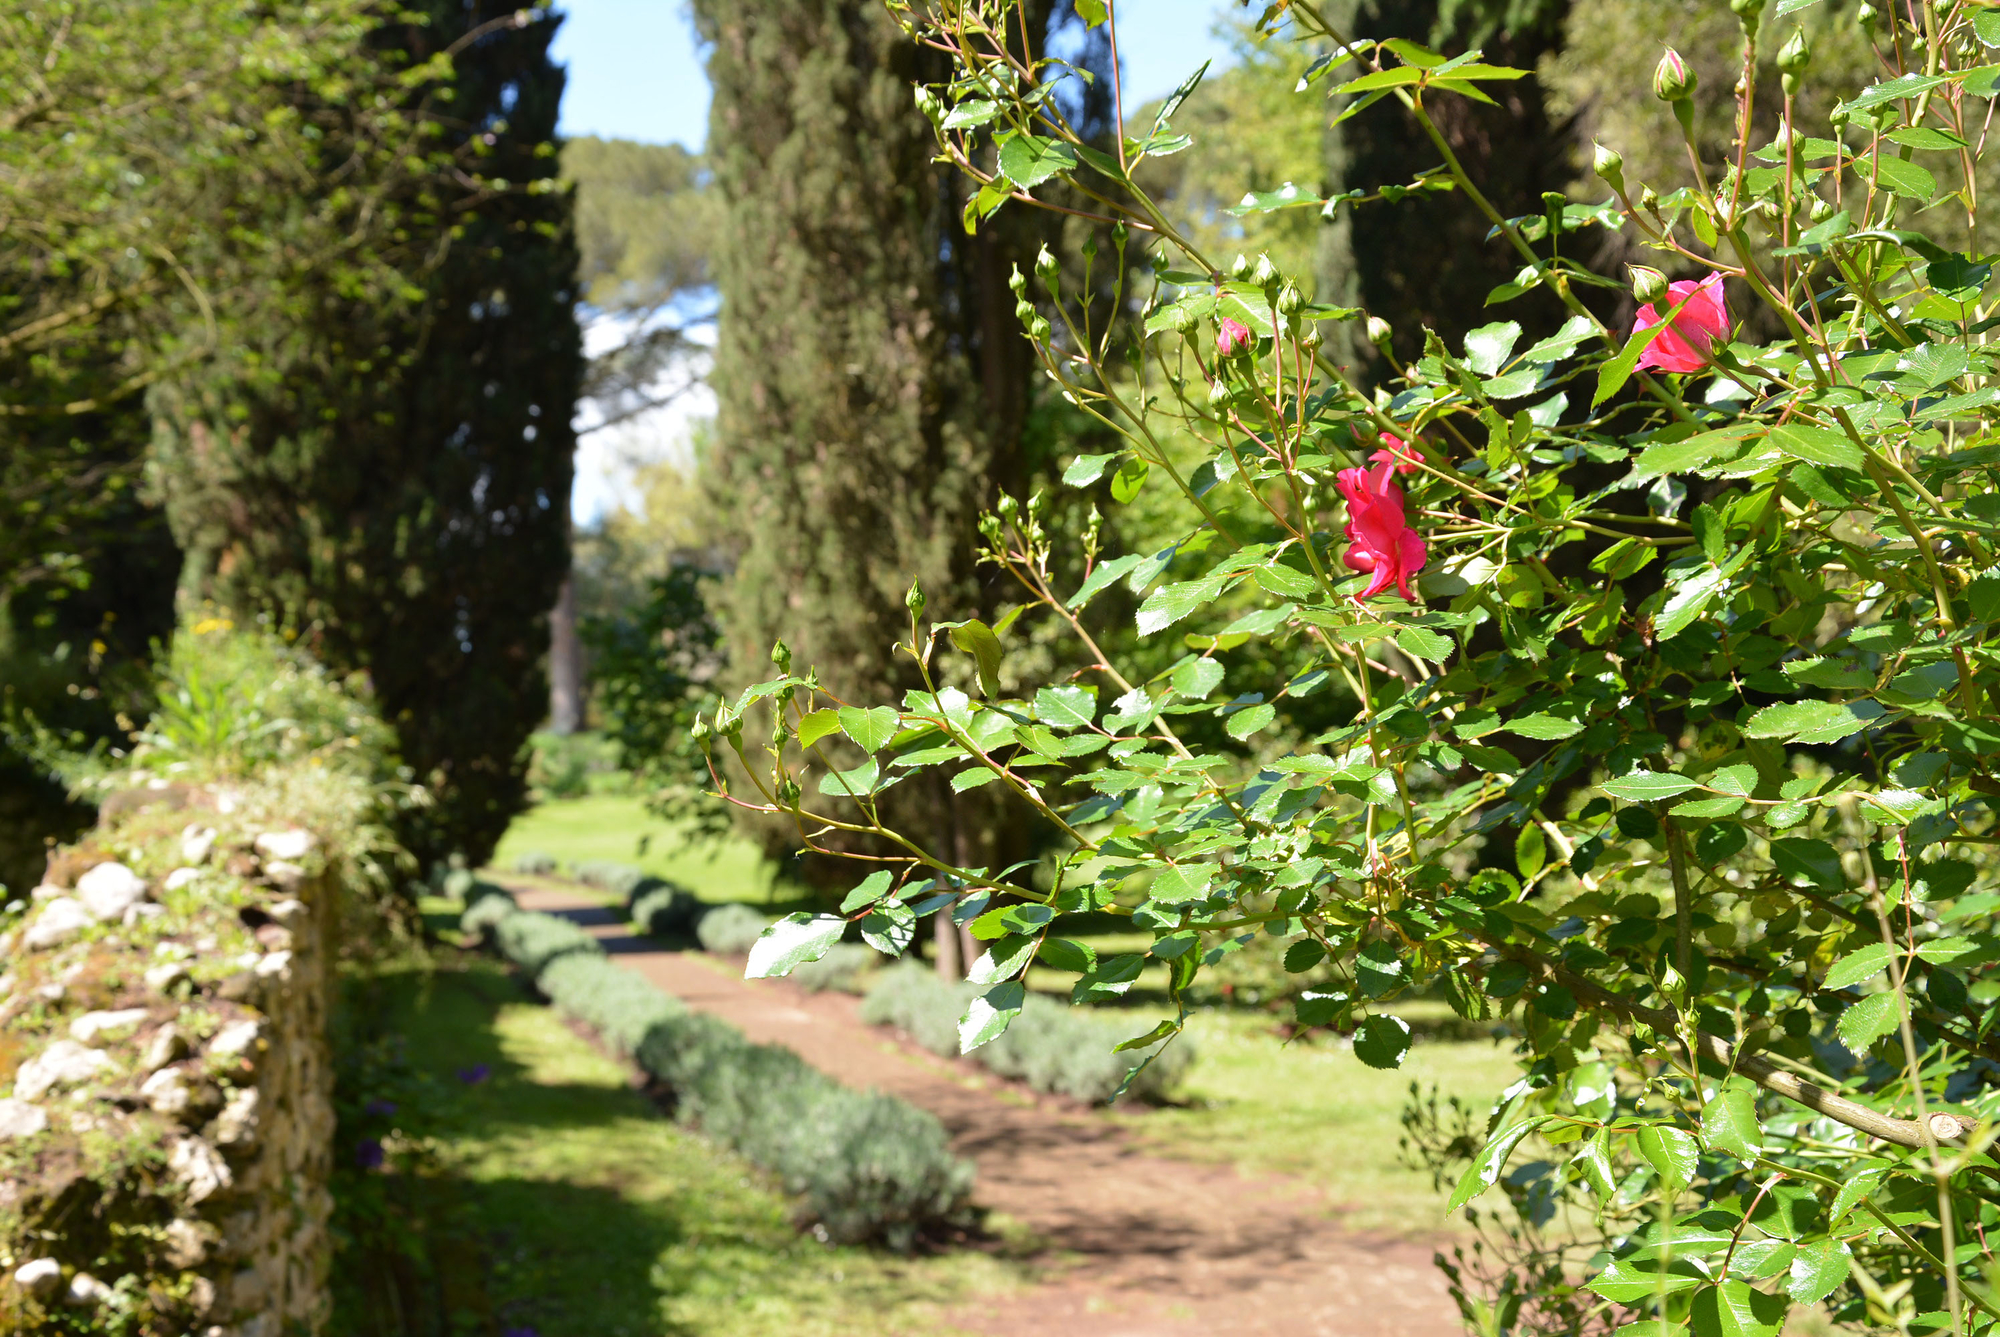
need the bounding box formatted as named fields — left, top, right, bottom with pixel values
left=1337, top=461, right=1426, bottom=602
left=1370, top=431, right=1422, bottom=475
left=1215, top=316, right=1252, bottom=356
left=1632, top=273, right=1728, bottom=374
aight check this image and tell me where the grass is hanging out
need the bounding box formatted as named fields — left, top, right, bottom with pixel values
left=1112, top=1010, right=1522, bottom=1239
left=333, top=957, right=1027, bottom=1336
left=492, top=794, right=777, bottom=905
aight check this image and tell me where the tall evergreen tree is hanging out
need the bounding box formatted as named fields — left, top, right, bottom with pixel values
left=692, top=0, right=1090, bottom=953
left=150, top=1, right=581, bottom=870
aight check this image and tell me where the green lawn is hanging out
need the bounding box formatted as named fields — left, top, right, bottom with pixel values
left=333, top=957, right=1026, bottom=1336
left=1114, top=1010, right=1521, bottom=1238
left=492, top=794, right=778, bottom=904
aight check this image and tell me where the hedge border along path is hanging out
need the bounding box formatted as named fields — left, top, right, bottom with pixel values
left=460, top=887, right=972, bottom=1250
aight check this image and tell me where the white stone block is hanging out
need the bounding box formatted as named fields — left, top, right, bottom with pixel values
left=13, top=1040, right=114, bottom=1101
left=24, top=897, right=93, bottom=950
left=0, top=1098, right=49, bottom=1141
left=70, top=1008, right=151, bottom=1043
left=75, top=861, right=149, bottom=922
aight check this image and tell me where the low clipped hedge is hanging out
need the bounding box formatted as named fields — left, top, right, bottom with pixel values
left=860, top=963, right=1195, bottom=1105
left=693, top=902, right=769, bottom=955
left=460, top=892, right=972, bottom=1247
left=627, top=880, right=708, bottom=938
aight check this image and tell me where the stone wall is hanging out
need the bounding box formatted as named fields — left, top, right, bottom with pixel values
left=0, top=786, right=337, bottom=1335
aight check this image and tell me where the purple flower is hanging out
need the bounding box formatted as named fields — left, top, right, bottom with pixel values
left=364, top=1098, right=398, bottom=1117
left=355, top=1139, right=385, bottom=1170
left=458, top=1064, right=491, bottom=1085
left=502, top=1328, right=539, bottom=1337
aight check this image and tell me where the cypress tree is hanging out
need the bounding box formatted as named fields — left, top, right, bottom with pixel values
left=150, top=1, right=582, bottom=870
left=692, top=0, right=1067, bottom=895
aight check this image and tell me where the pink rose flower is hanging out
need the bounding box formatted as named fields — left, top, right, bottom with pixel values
left=1216, top=317, right=1253, bottom=357
left=1337, top=461, right=1427, bottom=603
left=1632, top=273, right=1728, bottom=374
left=1369, top=431, right=1422, bottom=475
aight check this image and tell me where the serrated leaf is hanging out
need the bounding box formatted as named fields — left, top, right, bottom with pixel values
left=1448, top=1116, right=1554, bottom=1213
left=1036, top=683, right=1097, bottom=729
left=1136, top=575, right=1226, bottom=636
left=1073, top=953, right=1145, bottom=1002
left=1770, top=837, right=1844, bottom=890
left=959, top=980, right=1026, bottom=1051
left=998, top=134, right=1077, bottom=188
left=1830, top=1164, right=1887, bottom=1224
left=1823, top=942, right=1893, bottom=991
left=1637, top=1124, right=1699, bottom=1192
left=745, top=913, right=846, bottom=979
left=1915, top=935, right=1978, bottom=963
left=839, top=706, right=900, bottom=753
left=1771, top=423, right=1865, bottom=471
left=1873, top=155, right=1937, bottom=201
left=967, top=933, right=1037, bottom=984
left=1063, top=451, right=1120, bottom=486
left=798, top=708, right=844, bottom=748
left=1283, top=938, right=1327, bottom=972
left=1396, top=625, right=1454, bottom=662
left=817, top=758, right=882, bottom=797
left=1786, top=1239, right=1852, bottom=1305
left=858, top=900, right=916, bottom=956
left=1689, top=1279, right=1789, bottom=1337
left=1837, top=992, right=1901, bottom=1050
left=1038, top=937, right=1096, bottom=973
left=1171, top=657, right=1224, bottom=699
left=1744, top=700, right=1871, bottom=744
left=1226, top=702, right=1276, bottom=739
left=1464, top=320, right=1522, bottom=375
left=840, top=870, right=895, bottom=914
left=1068, top=552, right=1144, bottom=610
left=1110, top=454, right=1151, bottom=503
left=1353, top=1015, right=1412, bottom=1069
left=1592, top=1256, right=1708, bottom=1303
left=1505, top=713, right=1582, bottom=740
left=1604, top=771, right=1701, bottom=801
left=1356, top=940, right=1406, bottom=998
left=1701, top=1080, right=1763, bottom=1161
left=1150, top=863, right=1214, bottom=905
left=1657, top=568, right=1727, bottom=640
left=948, top=618, right=1005, bottom=697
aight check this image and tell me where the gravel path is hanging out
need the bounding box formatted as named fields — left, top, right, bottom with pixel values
left=500, top=880, right=1463, bottom=1337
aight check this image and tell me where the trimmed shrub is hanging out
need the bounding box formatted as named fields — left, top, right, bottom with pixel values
left=460, top=888, right=520, bottom=937
left=473, top=901, right=971, bottom=1247
left=860, top=963, right=1193, bottom=1105
left=789, top=941, right=876, bottom=995
left=571, top=859, right=649, bottom=899
left=695, top=902, right=769, bottom=955
left=627, top=881, right=708, bottom=937
left=512, top=850, right=559, bottom=876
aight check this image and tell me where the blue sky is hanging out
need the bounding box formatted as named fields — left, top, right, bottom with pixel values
left=551, top=0, right=1242, bottom=149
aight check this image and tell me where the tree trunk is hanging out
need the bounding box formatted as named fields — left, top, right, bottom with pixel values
left=933, top=908, right=962, bottom=980
left=547, top=571, right=582, bottom=734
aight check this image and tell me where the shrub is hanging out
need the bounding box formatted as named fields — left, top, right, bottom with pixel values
left=694, top=902, right=769, bottom=955
left=511, top=850, right=559, bottom=876
left=627, top=881, right=708, bottom=937
left=788, top=942, right=876, bottom=995
left=474, top=900, right=971, bottom=1247
left=860, top=964, right=1191, bottom=1105
left=571, top=859, right=649, bottom=899
left=460, top=888, right=519, bottom=938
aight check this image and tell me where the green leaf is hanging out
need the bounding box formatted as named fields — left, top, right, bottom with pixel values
left=1831, top=1164, right=1887, bottom=1224
left=1873, top=155, right=1938, bottom=201
left=967, top=933, right=1037, bottom=984
left=858, top=900, right=916, bottom=956
left=1068, top=553, right=1144, bottom=609
left=1604, top=771, right=1701, bottom=801
left=1771, top=838, right=1845, bottom=890
left=1226, top=702, right=1277, bottom=740
left=1063, top=452, right=1120, bottom=486
left=1787, top=1239, right=1852, bottom=1305
left=1631, top=428, right=1759, bottom=480
left=1637, top=1124, right=1699, bottom=1192
left=1837, top=992, right=1901, bottom=1050
left=1656, top=568, right=1728, bottom=641
left=951, top=766, right=1002, bottom=792
left=1357, top=940, right=1406, bottom=998
left=1915, top=935, right=1979, bottom=964
left=1150, top=863, right=1215, bottom=905
left=1072, top=0, right=1107, bottom=25
left=959, top=980, right=1026, bottom=1051
left=1114, top=1019, right=1177, bottom=1053
left=1073, top=953, right=1145, bottom=1002
left=1353, top=1015, right=1412, bottom=1069
left=1038, top=937, right=1096, bottom=973
left=1770, top=423, right=1865, bottom=472
left=1171, top=657, right=1224, bottom=699
left=941, top=99, right=1000, bottom=130
left=998, top=134, right=1078, bottom=188
left=1574, top=1127, right=1616, bottom=1199
left=1743, top=700, right=1872, bottom=744
left=839, top=870, right=895, bottom=913
left=1594, top=317, right=1673, bottom=407
left=1283, top=939, right=1327, bottom=972
left=948, top=618, right=1005, bottom=697
left=1701, top=1079, right=1763, bottom=1161
left=839, top=706, right=901, bottom=753
left=1463, top=320, right=1522, bottom=375
left=1516, top=824, right=1547, bottom=879
left=1689, top=1279, right=1789, bottom=1337
left=1110, top=454, right=1151, bottom=503
left=1592, top=1256, right=1708, bottom=1303
left=745, top=913, right=846, bottom=979
left=1137, top=575, right=1227, bottom=636
left=1823, top=942, right=1893, bottom=991
left=1396, top=625, right=1454, bottom=662
left=798, top=708, right=843, bottom=748
left=1505, top=713, right=1582, bottom=740
left=817, top=758, right=881, bottom=797
left=1447, top=1115, right=1553, bottom=1213
left=1036, top=684, right=1097, bottom=729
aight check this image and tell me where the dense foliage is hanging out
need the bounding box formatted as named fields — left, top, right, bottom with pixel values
left=714, top=0, right=2000, bottom=1331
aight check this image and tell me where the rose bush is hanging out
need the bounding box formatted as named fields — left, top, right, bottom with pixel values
left=700, top=0, right=2000, bottom=1331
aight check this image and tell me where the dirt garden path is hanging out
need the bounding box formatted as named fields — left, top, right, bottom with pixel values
left=497, top=879, right=1464, bottom=1337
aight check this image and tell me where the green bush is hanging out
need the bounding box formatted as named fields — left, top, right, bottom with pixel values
left=460, top=888, right=520, bottom=937
left=861, top=964, right=1192, bottom=1105
left=511, top=850, right=559, bottom=876
left=694, top=902, right=769, bottom=955
left=627, top=881, right=708, bottom=937
left=474, top=900, right=971, bottom=1247
left=571, top=859, right=650, bottom=898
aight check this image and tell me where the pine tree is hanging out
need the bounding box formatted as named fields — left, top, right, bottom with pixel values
left=150, top=1, right=582, bottom=871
